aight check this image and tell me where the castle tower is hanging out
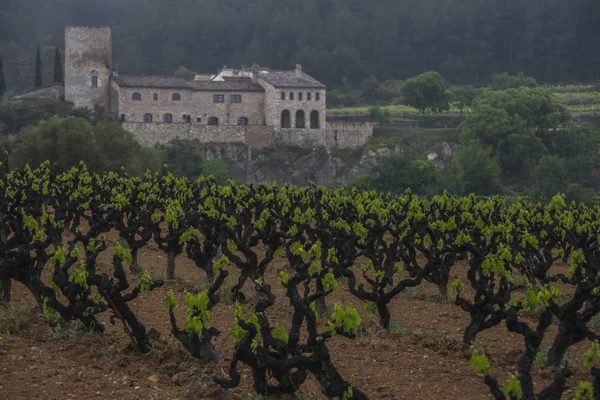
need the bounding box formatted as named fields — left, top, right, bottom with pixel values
left=64, top=26, right=112, bottom=112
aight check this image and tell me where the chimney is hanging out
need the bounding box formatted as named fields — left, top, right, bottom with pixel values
left=295, top=64, right=302, bottom=77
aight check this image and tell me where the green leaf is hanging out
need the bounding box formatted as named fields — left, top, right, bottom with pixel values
left=470, top=349, right=490, bottom=376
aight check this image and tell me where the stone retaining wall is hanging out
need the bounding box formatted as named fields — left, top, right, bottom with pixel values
left=122, top=121, right=372, bottom=149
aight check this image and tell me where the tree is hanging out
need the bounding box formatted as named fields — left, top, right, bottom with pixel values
left=360, top=75, right=380, bottom=102
left=542, top=124, right=600, bottom=187
left=490, top=72, right=537, bottom=90
left=445, top=145, right=505, bottom=196
left=369, top=153, right=442, bottom=196
left=173, top=66, right=196, bottom=80
left=34, top=45, right=42, bottom=88
left=400, top=71, right=451, bottom=114
left=0, top=57, right=5, bottom=97
left=93, top=119, right=157, bottom=174
left=460, top=87, right=571, bottom=175
left=154, top=139, right=230, bottom=181
left=526, top=155, right=570, bottom=203
left=10, top=116, right=99, bottom=171
left=450, top=85, right=480, bottom=116
left=53, top=47, right=63, bottom=84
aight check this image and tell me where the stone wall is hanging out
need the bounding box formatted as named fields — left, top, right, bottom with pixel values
left=275, top=128, right=326, bottom=148
left=122, top=122, right=248, bottom=147
left=325, top=122, right=373, bottom=149
left=116, top=86, right=265, bottom=126
left=13, top=84, right=64, bottom=101
left=122, top=121, right=372, bottom=149
left=64, top=26, right=112, bottom=111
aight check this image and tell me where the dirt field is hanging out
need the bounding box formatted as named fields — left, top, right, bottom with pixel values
left=0, top=239, right=592, bottom=400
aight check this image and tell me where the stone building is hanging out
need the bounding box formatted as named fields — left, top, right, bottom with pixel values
left=15, top=25, right=372, bottom=150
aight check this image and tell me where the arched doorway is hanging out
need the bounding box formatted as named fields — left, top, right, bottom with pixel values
left=295, top=110, right=305, bottom=128
left=281, top=110, right=291, bottom=128
left=310, top=111, right=320, bottom=129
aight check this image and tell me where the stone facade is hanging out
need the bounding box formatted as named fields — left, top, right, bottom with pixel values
left=64, top=26, right=112, bottom=112
left=62, top=25, right=373, bottom=151
left=257, top=72, right=326, bottom=133
left=115, top=86, right=264, bottom=125
left=122, top=121, right=371, bottom=150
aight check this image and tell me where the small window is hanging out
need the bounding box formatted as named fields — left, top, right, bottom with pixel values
left=281, top=92, right=285, bottom=100
left=120, top=114, right=125, bottom=122
left=182, top=114, right=187, bottom=120
left=153, top=93, right=158, bottom=101
left=172, top=93, right=181, bottom=101
left=299, top=92, right=303, bottom=101
left=196, top=117, right=202, bottom=123
left=208, top=117, right=219, bottom=125
left=91, top=76, right=98, bottom=87
left=143, top=113, right=153, bottom=123
left=163, top=113, right=173, bottom=123
left=132, top=92, right=141, bottom=100
left=289, top=92, right=294, bottom=100
left=315, top=92, right=320, bottom=101
left=238, top=117, right=248, bottom=126
left=213, top=94, right=224, bottom=103
left=231, top=94, right=241, bottom=103
left=307, top=92, right=311, bottom=101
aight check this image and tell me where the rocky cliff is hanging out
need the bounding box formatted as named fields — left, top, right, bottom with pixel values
left=191, top=125, right=460, bottom=187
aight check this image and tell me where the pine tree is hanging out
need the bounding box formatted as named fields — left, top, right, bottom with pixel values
left=53, top=47, right=63, bottom=84
left=34, top=45, right=42, bottom=88
left=0, top=57, right=6, bottom=97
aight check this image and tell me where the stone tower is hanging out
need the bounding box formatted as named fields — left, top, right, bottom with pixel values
left=64, top=26, right=112, bottom=111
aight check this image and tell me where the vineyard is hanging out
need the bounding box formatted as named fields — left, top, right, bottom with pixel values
left=4, top=161, right=600, bottom=399
left=327, top=84, right=600, bottom=118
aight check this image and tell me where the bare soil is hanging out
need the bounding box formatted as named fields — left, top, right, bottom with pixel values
left=0, top=239, right=593, bottom=399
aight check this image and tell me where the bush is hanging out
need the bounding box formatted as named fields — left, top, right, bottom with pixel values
left=445, top=145, right=505, bottom=196
left=368, top=106, right=391, bottom=122
left=370, top=153, right=442, bottom=196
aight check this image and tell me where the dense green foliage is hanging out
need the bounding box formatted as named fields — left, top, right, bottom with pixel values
left=52, top=47, right=62, bottom=84
left=2, top=0, right=600, bottom=93
left=400, top=71, right=451, bottom=114
left=460, top=87, right=572, bottom=174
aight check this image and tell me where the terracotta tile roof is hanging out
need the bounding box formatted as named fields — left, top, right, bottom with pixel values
left=112, top=75, right=263, bottom=91
left=256, top=70, right=326, bottom=88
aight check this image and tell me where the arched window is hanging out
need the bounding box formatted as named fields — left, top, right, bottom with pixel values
left=281, top=110, right=291, bottom=128
left=172, top=93, right=181, bottom=101
left=208, top=117, right=219, bottom=126
left=237, top=117, right=249, bottom=126
left=143, top=113, right=153, bottom=123
left=310, top=111, right=320, bottom=129
left=153, top=93, right=158, bottom=101
left=295, top=110, right=305, bottom=128
left=91, top=76, right=98, bottom=88
left=132, top=92, right=141, bottom=100
left=163, top=113, right=173, bottom=123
